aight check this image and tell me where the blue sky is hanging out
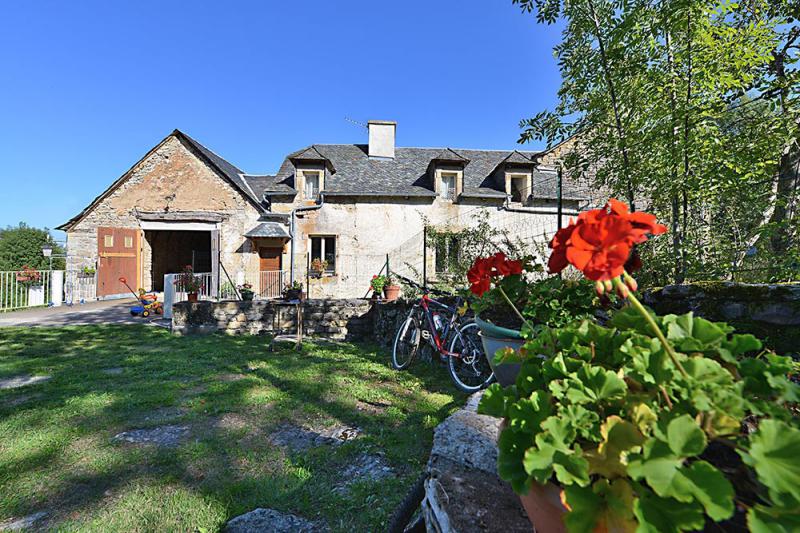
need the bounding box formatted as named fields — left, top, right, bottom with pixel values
left=0, top=0, right=563, bottom=236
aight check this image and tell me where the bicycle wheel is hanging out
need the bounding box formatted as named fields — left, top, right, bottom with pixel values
left=392, top=316, right=421, bottom=370
left=448, top=321, right=494, bottom=393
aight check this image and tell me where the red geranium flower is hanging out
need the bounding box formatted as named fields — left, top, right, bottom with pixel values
left=547, top=199, right=666, bottom=281
left=467, top=252, right=524, bottom=296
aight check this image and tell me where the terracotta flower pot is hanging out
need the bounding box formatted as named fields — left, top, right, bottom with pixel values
left=187, top=292, right=198, bottom=303
left=518, top=481, right=569, bottom=533
left=383, top=284, right=401, bottom=302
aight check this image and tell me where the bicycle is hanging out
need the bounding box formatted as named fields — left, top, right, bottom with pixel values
left=391, top=275, right=494, bottom=393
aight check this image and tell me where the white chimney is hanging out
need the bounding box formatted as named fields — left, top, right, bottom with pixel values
left=368, top=120, right=396, bottom=159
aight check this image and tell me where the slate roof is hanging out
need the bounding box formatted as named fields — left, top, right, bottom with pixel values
left=244, top=222, right=291, bottom=238
left=178, top=131, right=262, bottom=205
left=256, top=144, right=587, bottom=200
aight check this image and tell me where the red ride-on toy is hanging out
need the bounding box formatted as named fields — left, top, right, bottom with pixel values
left=119, top=277, right=163, bottom=318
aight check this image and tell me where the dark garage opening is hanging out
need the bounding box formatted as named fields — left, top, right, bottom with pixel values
left=146, top=230, right=211, bottom=291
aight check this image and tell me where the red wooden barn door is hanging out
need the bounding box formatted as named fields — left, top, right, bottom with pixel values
left=97, top=227, right=139, bottom=297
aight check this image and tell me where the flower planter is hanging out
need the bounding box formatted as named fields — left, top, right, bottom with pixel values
left=383, top=284, right=401, bottom=302
left=518, top=481, right=569, bottom=533
left=475, top=315, right=525, bottom=386
left=241, top=291, right=254, bottom=301
left=284, top=289, right=303, bottom=301
left=187, top=292, right=198, bottom=303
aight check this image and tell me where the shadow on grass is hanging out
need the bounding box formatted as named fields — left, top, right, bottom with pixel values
left=0, top=325, right=464, bottom=531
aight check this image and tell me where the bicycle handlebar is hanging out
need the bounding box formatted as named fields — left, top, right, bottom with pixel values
left=392, top=274, right=455, bottom=298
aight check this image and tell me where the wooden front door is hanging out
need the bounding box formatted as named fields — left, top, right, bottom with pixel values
left=258, top=247, right=282, bottom=271
left=97, top=227, right=139, bottom=297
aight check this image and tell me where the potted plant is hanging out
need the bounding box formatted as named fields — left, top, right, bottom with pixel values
left=174, top=265, right=203, bottom=302
left=467, top=257, right=600, bottom=386
left=477, top=199, right=800, bottom=532
left=16, top=265, right=41, bottom=284
left=283, top=280, right=303, bottom=301
left=310, top=258, right=328, bottom=278
left=79, top=266, right=96, bottom=278
left=382, top=275, right=402, bottom=302
left=370, top=274, right=387, bottom=300
left=238, top=282, right=255, bottom=301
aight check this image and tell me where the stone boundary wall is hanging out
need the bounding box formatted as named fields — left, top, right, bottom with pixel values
left=172, top=299, right=374, bottom=339
left=642, top=282, right=800, bottom=353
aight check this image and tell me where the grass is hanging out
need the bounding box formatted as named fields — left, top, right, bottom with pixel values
left=0, top=326, right=465, bottom=532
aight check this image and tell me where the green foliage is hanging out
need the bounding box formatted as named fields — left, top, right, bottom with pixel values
left=514, top=0, right=800, bottom=284
left=370, top=274, right=388, bottom=293
left=0, top=223, right=64, bottom=271
left=479, top=306, right=799, bottom=532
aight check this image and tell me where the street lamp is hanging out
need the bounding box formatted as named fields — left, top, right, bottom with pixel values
left=42, top=244, right=53, bottom=271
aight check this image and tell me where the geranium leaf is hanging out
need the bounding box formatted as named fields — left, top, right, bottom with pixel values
left=508, top=391, right=551, bottom=435
left=633, top=492, right=705, bottom=533
left=553, top=449, right=590, bottom=487
left=682, top=460, right=735, bottom=521
left=497, top=427, right=531, bottom=492
left=477, top=383, right=508, bottom=418
left=566, top=366, right=627, bottom=403
left=747, top=504, right=800, bottom=533
left=627, top=439, right=687, bottom=500
left=741, top=420, right=800, bottom=503
left=563, top=484, right=603, bottom=533
left=588, top=416, right=646, bottom=478
left=666, top=414, right=706, bottom=457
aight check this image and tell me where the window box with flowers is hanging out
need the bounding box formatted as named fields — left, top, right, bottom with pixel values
left=471, top=199, right=800, bottom=533
left=310, top=258, right=328, bottom=279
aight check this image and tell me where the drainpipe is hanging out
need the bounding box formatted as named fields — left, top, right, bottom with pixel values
left=288, top=193, right=325, bottom=284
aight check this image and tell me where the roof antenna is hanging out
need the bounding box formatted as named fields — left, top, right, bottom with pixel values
left=344, top=117, right=368, bottom=130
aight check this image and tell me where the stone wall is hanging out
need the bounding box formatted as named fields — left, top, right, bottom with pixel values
left=172, top=298, right=374, bottom=339
left=642, top=282, right=800, bottom=353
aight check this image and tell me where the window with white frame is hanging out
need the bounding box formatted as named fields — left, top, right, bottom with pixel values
left=303, top=170, right=321, bottom=199
left=439, top=172, right=457, bottom=200
left=509, top=174, right=529, bottom=203
left=310, top=235, right=336, bottom=274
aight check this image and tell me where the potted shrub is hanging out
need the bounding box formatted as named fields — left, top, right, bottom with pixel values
left=283, top=280, right=303, bottom=301
left=174, top=265, right=203, bottom=302
left=478, top=199, right=800, bottom=532
left=16, top=265, right=41, bottom=284
left=383, top=275, right=402, bottom=302
left=310, top=258, right=328, bottom=278
left=238, top=282, right=255, bottom=301
left=370, top=274, right=387, bottom=300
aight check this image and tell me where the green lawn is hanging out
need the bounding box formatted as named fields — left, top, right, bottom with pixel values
left=0, top=326, right=464, bottom=532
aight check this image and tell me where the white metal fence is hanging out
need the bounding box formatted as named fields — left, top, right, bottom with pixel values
left=0, top=270, right=57, bottom=312
left=259, top=270, right=286, bottom=298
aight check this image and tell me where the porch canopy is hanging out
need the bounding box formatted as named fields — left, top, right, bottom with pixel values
left=244, top=222, right=291, bottom=239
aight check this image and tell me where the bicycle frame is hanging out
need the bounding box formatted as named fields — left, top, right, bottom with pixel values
left=413, top=293, right=464, bottom=358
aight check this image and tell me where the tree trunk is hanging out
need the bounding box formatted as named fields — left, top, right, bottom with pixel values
left=586, top=0, right=636, bottom=211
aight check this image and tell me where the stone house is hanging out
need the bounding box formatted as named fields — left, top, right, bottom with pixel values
left=58, top=121, right=585, bottom=299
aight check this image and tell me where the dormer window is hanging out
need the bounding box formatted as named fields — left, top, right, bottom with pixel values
left=506, top=172, right=532, bottom=204
left=439, top=172, right=457, bottom=200
left=302, top=170, right=321, bottom=199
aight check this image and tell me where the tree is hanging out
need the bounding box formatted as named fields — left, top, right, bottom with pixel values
left=515, top=0, right=800, bottom=283
left=0, top=223, right=65, bottom=271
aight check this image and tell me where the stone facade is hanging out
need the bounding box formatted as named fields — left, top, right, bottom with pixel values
left=268, top=197, right=564, bottom=299
left=172, top=299, right=374, bottom=339
left=63, top=135, right=262, bottom=291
